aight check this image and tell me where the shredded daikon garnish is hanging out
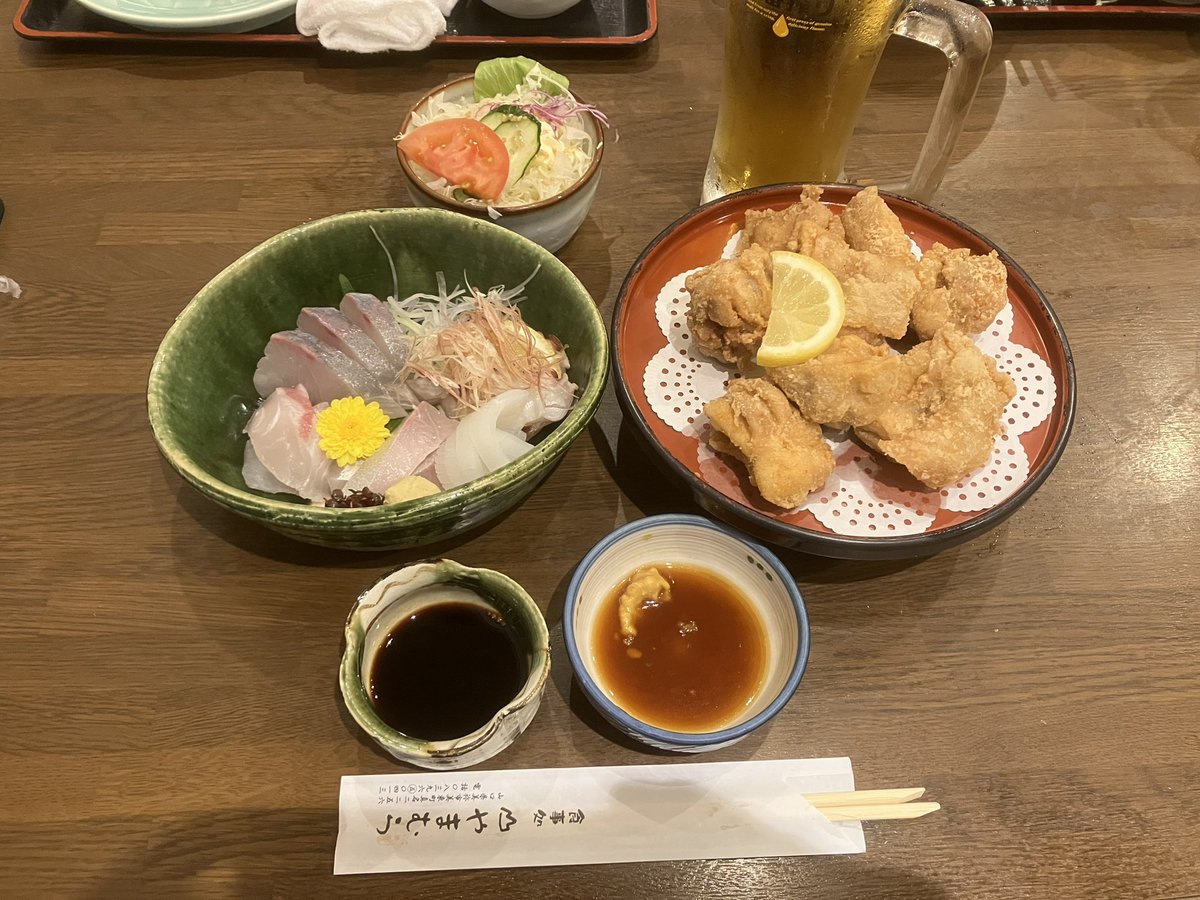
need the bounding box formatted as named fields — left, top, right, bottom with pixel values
left=396, top=272, right=565, bottom=413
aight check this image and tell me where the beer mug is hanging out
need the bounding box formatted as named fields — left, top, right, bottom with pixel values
left=702, top=0, right=992, bottom=203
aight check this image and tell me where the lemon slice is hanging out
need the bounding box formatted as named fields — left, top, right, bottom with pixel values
left=756, top=251, right=846, bottom=367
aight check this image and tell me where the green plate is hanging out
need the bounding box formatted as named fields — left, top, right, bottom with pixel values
left=73, top=0, right=296, bottom=32
left=148, top=208, right=608, bottom=551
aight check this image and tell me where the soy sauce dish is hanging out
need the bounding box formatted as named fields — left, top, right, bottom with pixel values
left=564, top=515, right=810, bottom=752
left=340, top=560, right=550, bottom=770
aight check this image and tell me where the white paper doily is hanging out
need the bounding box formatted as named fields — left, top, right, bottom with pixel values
left=938, top=429, right=1031, bottom=513
left=644, top=262, right=1056, bottom=536
left=655, top=268, right=704, bottom=352
left=643, top=344, right=733, bottom=438
left=991, top=338, right=1056, bottom=437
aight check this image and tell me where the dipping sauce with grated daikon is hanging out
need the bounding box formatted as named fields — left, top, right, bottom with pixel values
left=590, top=564, right=767, bottom=733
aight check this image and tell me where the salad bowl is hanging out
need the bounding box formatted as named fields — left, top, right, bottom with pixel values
left=396, top=71, right=605, bottom=254
left=148, top=208, right=608, bottom=551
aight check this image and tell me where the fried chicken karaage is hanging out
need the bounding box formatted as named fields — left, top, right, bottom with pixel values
left=855, top=329, right=1016, bottom=488
left=840, top=186, right=915, bottom=260
left=765, top=334, right=912, bottom=430
left=740, top=184, right=841, bottom=254
left=735, top=186, right=920, bottom=339
left=704, top=378, right=834, bottom=508
left=684, top=244, right=773, bottom=368
left=685, top=188, right=1020, bottom=508
left=911, top=242, right=1008, bottom=340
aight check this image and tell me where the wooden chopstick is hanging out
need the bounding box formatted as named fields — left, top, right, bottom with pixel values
left=804, top=787, right=926, bottom=808
left=818, top=802, right=941, bottom=823
left=801, top=787, right=941, bottom=823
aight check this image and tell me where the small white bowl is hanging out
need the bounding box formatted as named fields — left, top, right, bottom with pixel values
left=480, top=0, right=584, bottom=18
left=340, top=560, right=550, bottom=770
left=564, top=515, right=810, bottom=752
left=396, top=75, right=604, bottom=254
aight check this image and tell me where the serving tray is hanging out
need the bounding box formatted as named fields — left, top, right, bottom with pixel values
left=13, top=0, right=657, bottom=46
left=977, top=1, right=1200, bottom=25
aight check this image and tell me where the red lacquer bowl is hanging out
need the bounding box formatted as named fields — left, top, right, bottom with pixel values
left=612, top=184, right=1077, bottom=560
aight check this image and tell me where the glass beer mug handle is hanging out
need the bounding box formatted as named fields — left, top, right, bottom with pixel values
left=886, top=0, right=992, bottom=201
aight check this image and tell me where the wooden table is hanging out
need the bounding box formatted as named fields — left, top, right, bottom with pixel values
left=2, top=5, right=1198, bottom=897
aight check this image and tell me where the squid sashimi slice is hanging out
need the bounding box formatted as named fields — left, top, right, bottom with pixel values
left=434, top=426, right=489, bottom=490
left=253, top=330, right=404, bottom=416
left=475, top=428, right=531, bottom=473
left=340, top=293, right=411, bottom=369
left=434, top=390, right=537, bottom=490
left=243, top=385, right=339, bottom=503
left=493, top=390, right=547, bottom=434
left=338, top=402, right=457, bottom=494
left=297, top=307, right=395, bottom=380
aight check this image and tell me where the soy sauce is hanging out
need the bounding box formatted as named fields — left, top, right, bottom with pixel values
left=368, top=602, right=528, bottom=741
left=592, top=565, right=767, bottom=733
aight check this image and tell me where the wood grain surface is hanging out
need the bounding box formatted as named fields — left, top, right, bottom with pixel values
left=2, top=5, right=1199, bottom=898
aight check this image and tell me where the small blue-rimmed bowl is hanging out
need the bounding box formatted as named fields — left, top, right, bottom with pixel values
left=564, top=514, right=810, bottom=752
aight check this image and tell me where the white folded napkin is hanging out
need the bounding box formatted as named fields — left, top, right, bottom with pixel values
left=296, top=0, right=459, bottom=53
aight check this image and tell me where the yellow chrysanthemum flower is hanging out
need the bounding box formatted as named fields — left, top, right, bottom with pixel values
left=316, top=397, right=391, bottom=467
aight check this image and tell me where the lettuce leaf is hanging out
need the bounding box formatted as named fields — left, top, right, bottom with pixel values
left=473, top=57, right=570, bottom=102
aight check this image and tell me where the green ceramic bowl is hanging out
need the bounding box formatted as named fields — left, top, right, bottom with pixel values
left=147, top=208, right=608, bottom=551
left=340, top=559, right=551, bottom=770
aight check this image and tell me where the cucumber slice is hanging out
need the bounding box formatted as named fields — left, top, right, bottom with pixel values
left=480, top=109, right=541, bottom=188
left=481, top=104, right=539, bottom=126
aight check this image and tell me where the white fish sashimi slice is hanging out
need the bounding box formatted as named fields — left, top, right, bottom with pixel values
left=253, top=330, right=405, bottom=417
left=253, top=330, right=372, bottom=402
left=484, top=386, right=577, bottom=437
left=412, top=455, right=441, bottom=488
left=338, top=402, right=457, bottom=494
left=340, top=293, right=411, bottom=369
left=243, top=385, right=338, bottom=503
left=242, top=442, right=292, bottom=495
left=297, top=307, right=395, bottom=380
left=531, top=372, right=578, bottom=431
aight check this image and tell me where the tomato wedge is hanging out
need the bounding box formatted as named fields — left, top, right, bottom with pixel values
left=398, top=118, right=510, bottom=202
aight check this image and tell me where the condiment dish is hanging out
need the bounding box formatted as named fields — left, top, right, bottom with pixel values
left=396, top=75, right=604, bottom=253
left=341, top=559, right=550, bottom=770
left=563, top=514, right=810, bottom=752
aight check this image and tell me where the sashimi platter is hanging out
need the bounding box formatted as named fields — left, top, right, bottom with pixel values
left=244, top=266, right=577, bottom=509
